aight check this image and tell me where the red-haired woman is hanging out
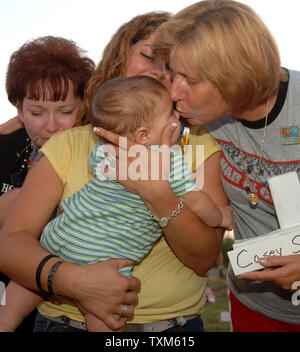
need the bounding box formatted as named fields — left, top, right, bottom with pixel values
left=0, top=35, right=95, bottom=331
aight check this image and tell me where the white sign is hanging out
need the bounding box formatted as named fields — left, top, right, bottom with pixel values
left=228, top=172, right=300, bottom=276
left=228, top=226, right=300, bottom=276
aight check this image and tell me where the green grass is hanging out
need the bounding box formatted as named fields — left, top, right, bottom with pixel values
left=202, top=276, right=231, bottom=332
left=201, top=237, right=234, bottom=332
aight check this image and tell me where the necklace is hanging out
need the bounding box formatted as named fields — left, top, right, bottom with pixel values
left=234, top=98, right=270, bottom=209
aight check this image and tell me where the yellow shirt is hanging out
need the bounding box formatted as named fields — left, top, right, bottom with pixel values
left=38, top=124, right=220, bottom=323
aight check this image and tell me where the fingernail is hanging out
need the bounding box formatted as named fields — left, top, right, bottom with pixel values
left=171, top=122, right=178, bottom=128
left=259, top=258, right=267, bottom=263
left=93, top=127, right=103, bottom=134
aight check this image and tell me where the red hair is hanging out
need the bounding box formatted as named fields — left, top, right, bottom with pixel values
left=6, top=36, right=95, bottom=106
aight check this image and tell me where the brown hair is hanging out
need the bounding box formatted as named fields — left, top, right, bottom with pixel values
left=78, top=11, right=172, bottom=125
left=6, top=36, right=95, bottom=110
left=153, top=0, right=287, bottom=112
left=91, top=76, right=168, bottom=136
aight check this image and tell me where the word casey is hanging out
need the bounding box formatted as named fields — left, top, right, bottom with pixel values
left=228, top=229, right=300, bottom=276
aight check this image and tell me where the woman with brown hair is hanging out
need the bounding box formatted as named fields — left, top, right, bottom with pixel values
left=0, top=11, right=226, bottom=332
left=78, top=11, right=172, bottom=125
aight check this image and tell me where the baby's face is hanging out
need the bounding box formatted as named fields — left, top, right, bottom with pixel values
left=148, top=95, right=181, bottom=146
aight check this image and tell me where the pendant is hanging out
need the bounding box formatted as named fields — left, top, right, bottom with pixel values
left=249, top=193, right=258, bottom=209
left=159, top=217, right=169, bottom=228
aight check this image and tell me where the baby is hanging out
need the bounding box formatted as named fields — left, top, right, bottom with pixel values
left=0, top=76, right=233, bottom=332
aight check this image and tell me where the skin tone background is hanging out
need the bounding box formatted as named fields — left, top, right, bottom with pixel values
left=0, top=0, right=300, bottom=124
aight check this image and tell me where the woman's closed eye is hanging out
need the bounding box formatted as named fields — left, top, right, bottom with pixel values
left=185, top=77, right=199, bottom=86
left=60, top=110, right=74, bottom=115
left=140, top=52, right=154, bottom=61
left=30, top=110, right=44, bottom=117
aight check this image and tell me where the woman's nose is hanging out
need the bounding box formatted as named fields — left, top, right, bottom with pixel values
left=151, top=59, right=166, bottom=78
left=45, top=114, right=59, bottom=133
left=170, top=76, right=183, bottom=102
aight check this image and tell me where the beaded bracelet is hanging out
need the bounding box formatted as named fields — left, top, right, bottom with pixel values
left=47, top=261, right=63, bottom=296
left=35, top=254, right=58, bottom=294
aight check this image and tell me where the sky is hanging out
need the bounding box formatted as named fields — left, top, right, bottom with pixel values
left=0, top=0, right=299, bottom=123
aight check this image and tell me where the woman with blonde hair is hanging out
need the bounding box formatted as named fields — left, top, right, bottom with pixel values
left=0, top=11, right=226, bottom=332
left=150, top=0, right=300, bottom=331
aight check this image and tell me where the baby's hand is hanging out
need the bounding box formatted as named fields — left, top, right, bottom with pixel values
left=219, top=206, right=234, bottom=230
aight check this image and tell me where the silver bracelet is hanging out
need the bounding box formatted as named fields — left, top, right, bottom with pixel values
left=148, top=197, right=184, bottom=228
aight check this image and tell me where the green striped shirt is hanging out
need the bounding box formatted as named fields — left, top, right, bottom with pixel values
left=40, top=142, right=196, bottom=277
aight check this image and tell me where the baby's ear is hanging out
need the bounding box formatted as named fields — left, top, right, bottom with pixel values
left=134, top=126, right=150, bottom=146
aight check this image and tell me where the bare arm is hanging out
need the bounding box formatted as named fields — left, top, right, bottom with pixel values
left=181, top=191, right=223, bottom=227
left=199, top=151, right=230, bottom=249
left=0, top=153, right=140, bottom=330
left=0, top=117, right=23, bottom=135
left=0, top=281, right=43, bottom=332
left=94, top=126, right=229, bottom=275
left=0, top=189, right=20, bottom=228
left=182, top=190, right=233, bottom=229
left=0, top=153, right=65, bottom=287
left=155, top=151, right=229, bottom=275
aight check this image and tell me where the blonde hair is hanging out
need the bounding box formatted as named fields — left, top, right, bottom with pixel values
left=91, top=76, right=168, bottom=136
left=77, top=11, right=172, bottom=125
left=153, top=0, right=287, bottom=112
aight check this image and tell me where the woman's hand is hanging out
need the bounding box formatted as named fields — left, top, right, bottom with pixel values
left=93, top=125, right=222, bottom=275
left=0, top=117, right=23, bottom=135
left=238, top=254, right=300, bottom=291
left=0, top=145, right=140, bottom=331
left=93, top=123, right=178, bottom=202
left=60, top=259, right=140, bottom=330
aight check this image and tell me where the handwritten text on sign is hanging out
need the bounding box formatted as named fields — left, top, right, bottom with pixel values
left=228, top=229, right=300, bottom=276
left=228, top=172, right=300, bottom=276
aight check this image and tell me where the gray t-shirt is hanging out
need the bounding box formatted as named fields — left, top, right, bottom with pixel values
left=207, top=69, right=300, bottom=323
